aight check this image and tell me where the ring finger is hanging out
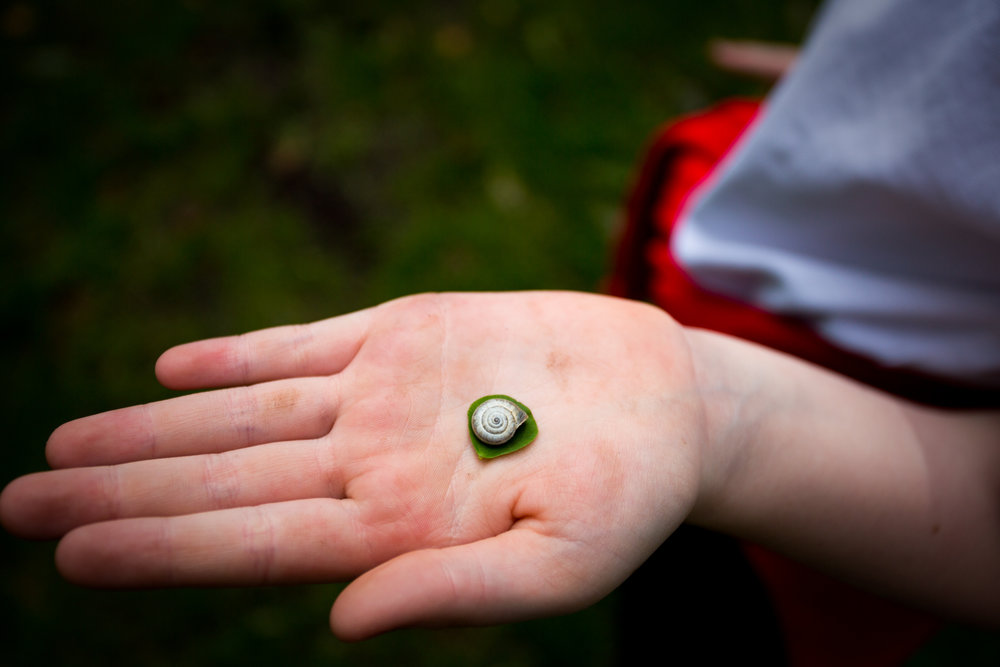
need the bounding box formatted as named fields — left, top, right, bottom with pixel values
left=46, top=375, right=344, bottom=467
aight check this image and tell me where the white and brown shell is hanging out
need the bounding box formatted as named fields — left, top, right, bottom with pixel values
left=470, top=398, right=528, bottom=445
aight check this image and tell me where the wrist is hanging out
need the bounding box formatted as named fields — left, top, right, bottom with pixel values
left=680, top=328, right=763, bottom=529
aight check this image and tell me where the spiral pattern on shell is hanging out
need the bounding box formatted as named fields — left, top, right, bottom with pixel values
left=470, top=398, right=529, bottom=445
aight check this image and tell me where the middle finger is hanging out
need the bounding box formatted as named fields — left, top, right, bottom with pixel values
left=5, top=436, right=347, bottom=540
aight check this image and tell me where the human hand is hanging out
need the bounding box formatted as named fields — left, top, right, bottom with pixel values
left=708, top=38, right=798, bottom=80
left=0, top=291, right=707, bottom=639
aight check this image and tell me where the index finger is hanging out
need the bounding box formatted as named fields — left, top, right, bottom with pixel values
left=155, top=308, right=373, bottom=389
left=54, top=499, right=374, bottom=587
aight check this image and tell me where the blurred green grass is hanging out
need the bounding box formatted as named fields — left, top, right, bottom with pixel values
left=3, top=1, right=997, bottom=665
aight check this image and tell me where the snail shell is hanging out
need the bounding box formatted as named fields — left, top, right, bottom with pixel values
left=470, top=398, right=528, bottom=446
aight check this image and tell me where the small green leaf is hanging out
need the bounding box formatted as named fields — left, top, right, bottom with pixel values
left=468, top=394, right=538, bottom=459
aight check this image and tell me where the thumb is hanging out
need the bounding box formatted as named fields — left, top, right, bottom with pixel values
left=329, top=529, right=601, bottom=641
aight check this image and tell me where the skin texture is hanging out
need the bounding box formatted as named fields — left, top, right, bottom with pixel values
left=686, top=329, right=1000, bottom=625
left=1, top=291, right=998, bottom=637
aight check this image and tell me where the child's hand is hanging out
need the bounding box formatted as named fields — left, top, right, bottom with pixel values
left=1, top=291, right=706, bottom=639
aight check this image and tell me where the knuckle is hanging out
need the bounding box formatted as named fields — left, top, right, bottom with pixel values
left=201, top=453, right=242, bottom=509
left=224, top=386, right=258, bottom=447
left=241, top=506, right=277, bottom=582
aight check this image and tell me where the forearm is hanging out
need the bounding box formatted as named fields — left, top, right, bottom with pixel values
left=684, top=328, right=1000, bottom=624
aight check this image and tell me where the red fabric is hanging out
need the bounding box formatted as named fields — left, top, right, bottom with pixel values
left=611, top=100, right=998, bottom=408
left=610, top=99, right=944, bottom=666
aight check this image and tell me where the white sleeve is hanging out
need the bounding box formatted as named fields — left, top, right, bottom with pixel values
left=674, top=0, right=1000, bottom=387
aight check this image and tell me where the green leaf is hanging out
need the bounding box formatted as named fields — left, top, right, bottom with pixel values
left=468, top=394, right=539, bottom=459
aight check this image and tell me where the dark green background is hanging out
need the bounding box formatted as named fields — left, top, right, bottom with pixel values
left=2, top=1, right=997, bottom=664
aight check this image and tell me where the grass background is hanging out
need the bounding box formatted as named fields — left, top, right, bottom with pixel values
left=2, top=0, right=997, bottom=664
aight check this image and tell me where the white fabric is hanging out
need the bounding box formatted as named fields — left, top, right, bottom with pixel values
left=673, top=0, right=1000, bottom=386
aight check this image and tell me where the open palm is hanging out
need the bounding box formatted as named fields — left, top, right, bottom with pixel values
left=1, top=291, right=705, bottom=639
